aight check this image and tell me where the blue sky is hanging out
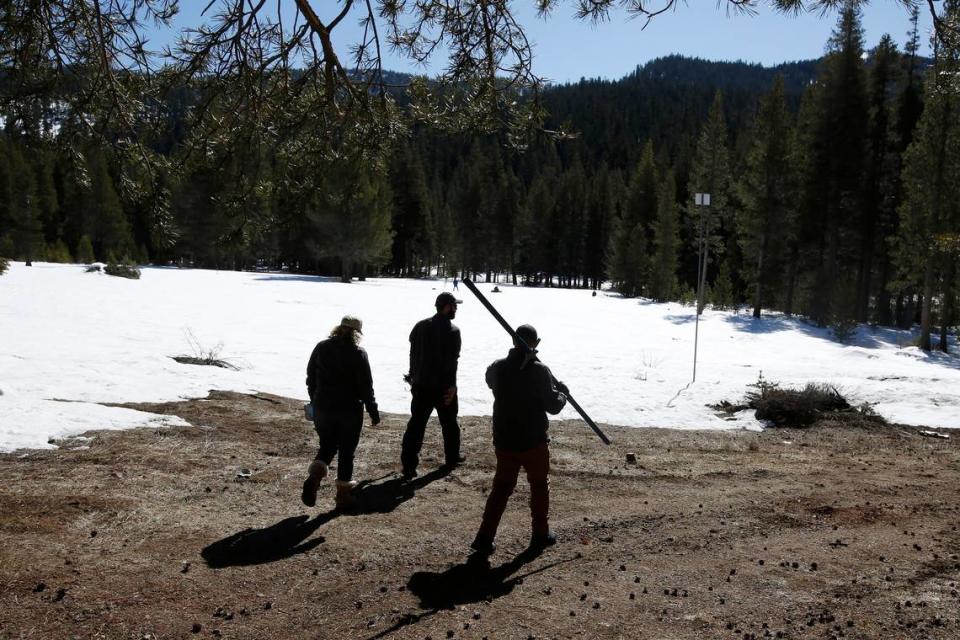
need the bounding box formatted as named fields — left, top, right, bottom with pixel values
left=158, top=1, right=932, bottom=84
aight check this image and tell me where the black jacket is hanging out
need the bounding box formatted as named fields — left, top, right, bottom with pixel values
left=486, top=348, right=567, bottom=452
left=408, top=314, right=461, bottom=390
left=306, top=336, right=378, bottom=420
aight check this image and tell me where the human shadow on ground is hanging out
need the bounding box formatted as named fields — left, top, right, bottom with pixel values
left=201, top=512, right=339, bottom=567
left=200, top=470, right=450, bottom=567
left=367, top=547, right=574, bottom=639
left=345, top=467, right=452, bottom=515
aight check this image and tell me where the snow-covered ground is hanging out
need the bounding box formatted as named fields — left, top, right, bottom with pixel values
left=2, top=262, right=959, bottom=452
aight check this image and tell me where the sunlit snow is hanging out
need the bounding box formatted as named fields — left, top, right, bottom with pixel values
left=2, top=262, right=959, bottom=452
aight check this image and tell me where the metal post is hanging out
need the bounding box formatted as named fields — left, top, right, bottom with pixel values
left=693, top=193, right=711, bottom=383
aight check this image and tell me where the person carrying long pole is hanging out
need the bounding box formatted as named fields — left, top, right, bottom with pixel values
left=462, top=279, right=611, bottom=446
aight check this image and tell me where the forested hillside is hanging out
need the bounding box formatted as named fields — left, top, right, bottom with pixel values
left=1, top=5, right=957, bottom=350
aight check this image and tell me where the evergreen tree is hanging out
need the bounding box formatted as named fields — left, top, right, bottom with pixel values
left=0, top=136, right=13, bottom=241
left=880, top=8, right=926, bottom=326
left=857, top=35, right=902, bottom=322
left=607, top=141, right=658, bottom=296
left=34, top=150, right=60, bottom=245
left=736, top=76, right=796, bottom=318
left=801, top=3, right=869, bottom=324
left=650, top=172, right=680, bottom=301
left=85, top=150, right=134, bottom=261
left=894, top=1, right=960, bottom=351
left=76, top=235, right=95, bottom=264
left=306, top=160, right=393, bottom=282
left=389, top=143, right=435, bottom=276
left=9, top=143, right=43, bottom=265
left=712, top=257, right=735, bottom=310
left=686, top=91, right=732, bottom=313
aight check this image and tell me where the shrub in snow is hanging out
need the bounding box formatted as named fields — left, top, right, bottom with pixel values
left=830, top=314, right=859, bottom=343
left=0, top=256, right=7, bottom=275
left=45, top=239, right=73, bottom=263
left=105, top=263, right=141, bottom=279
left=171, top=329, right=239, bottom=370
left=76, top=235, right=95, bottom=264
left=85, top=264, right=102, bottom=273
left=749, top=383, right=851, bottom=428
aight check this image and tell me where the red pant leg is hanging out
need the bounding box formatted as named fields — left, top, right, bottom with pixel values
left=521, top=442, right=551, bottom=536
left=477, top=448, right=522, bottom=539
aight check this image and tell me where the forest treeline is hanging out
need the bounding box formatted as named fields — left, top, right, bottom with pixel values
left=1, top=6, right=958, bottom=350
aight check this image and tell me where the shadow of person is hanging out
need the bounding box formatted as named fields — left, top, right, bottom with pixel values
left=408, top=545, right=571, bottom=609
left=201, top=511, right=338, bottom=568
left=367, top=546, right=574, bottom=639
left=346, top=467, right=452, bottom=515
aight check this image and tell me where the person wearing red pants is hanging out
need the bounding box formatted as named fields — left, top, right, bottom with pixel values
left=471, top=324, right=568, bottom=555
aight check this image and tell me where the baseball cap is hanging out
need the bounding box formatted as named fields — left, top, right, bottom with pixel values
left=435, top=292, right=463, bottom=307
left=340, top=315, right=363, bottom=333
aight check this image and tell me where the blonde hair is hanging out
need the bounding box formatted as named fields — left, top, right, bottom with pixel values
left=330, top=325, right=361, bottom=344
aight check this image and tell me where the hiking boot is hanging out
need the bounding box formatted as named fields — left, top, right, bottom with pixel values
left=335, top=480, right=359, bottom=510
left=300, top=460, right=328, bottom=507
left=470, top=534, right=496, bottom=556
left=441, top=454, right=466, bottom=470
left=401, top=467, right=418, bottom=481
left=530, top=531, right=557, bottom=549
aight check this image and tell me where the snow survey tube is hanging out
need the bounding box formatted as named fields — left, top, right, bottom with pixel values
left=462, top=278, right=611, bottom=445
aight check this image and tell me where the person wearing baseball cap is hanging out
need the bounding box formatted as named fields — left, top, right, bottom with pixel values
left=302, top=314, right=380, bottom=509
left=400, top=290, right=465, bottom=478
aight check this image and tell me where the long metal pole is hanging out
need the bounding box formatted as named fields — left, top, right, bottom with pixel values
left=693, top=211, right=704, bottom=383
left=463, top=278, right=611, bottom=445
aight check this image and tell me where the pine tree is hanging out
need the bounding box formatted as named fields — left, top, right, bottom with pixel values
left=857, top=35, right=901, bottom=323
left=686, top=91, right=731, bottom=313
left=0, top=136, right=13, bottom=241
left=86, top=150, right=133, bottom=261
left=306, top=160, right=393, bottom=282
left=650, top=172, right=680, bottom=302
left=607, top=141, right=657, bottom=296
left=389, top=143, right=435, bottom=276
left=894, top=1, right=960, bottom=351
left=736, top=76, right=796, bottom=318
left=9, top=143, right=43, bottom=265
left=34, top=150, right=60, bottom=245
left=878, top=6, right=926, bottom=327
left=76, top=235, right=95, bottom=264
left=712, top=257, right=735, bottom=310
left=801, top=3, right=869, bottom=324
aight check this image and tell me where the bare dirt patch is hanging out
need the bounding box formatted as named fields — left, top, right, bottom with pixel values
left=2, top=391, right=960, bottom=639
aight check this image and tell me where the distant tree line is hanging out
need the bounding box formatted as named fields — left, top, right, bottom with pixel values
left=1, top=4, right=958, bottom=350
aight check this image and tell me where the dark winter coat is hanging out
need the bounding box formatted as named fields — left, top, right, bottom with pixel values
left=408, top=314, right=461, bottom=390
left=485, top=348, right=567, bottom=452
left=306, top=336, right=379, bottom=421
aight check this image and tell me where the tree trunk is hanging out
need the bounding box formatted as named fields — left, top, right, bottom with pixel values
left=784, top=243, right=799, bottom=316
left=697, top=243, right=709, bottom=316
left=939, top=257, right=955, bottom=353
left=919, top=260, right=934, bottom=351
left=753, top=236, right=767, bottom=319
left=876, top=254, right=892, bottom=325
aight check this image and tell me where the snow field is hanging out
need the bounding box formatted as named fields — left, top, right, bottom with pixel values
left=1, top=262, right=959, bottom=452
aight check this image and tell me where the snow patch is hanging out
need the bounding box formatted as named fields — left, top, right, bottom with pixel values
left=2, top=262, right=960, bottom=451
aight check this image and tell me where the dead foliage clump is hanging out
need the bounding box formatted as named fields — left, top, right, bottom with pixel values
left=170, top=355, right=239, bottom=370
left=714, top=376, right=885, bottom=429
left=104, top=263, right=141, bottom=279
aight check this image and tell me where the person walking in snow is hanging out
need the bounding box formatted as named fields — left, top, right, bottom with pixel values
left=302, top=315, right=380, bottom=510
left=471, top=324, right=568, bottom=555
left=400, top=292, right=465, bottom=478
